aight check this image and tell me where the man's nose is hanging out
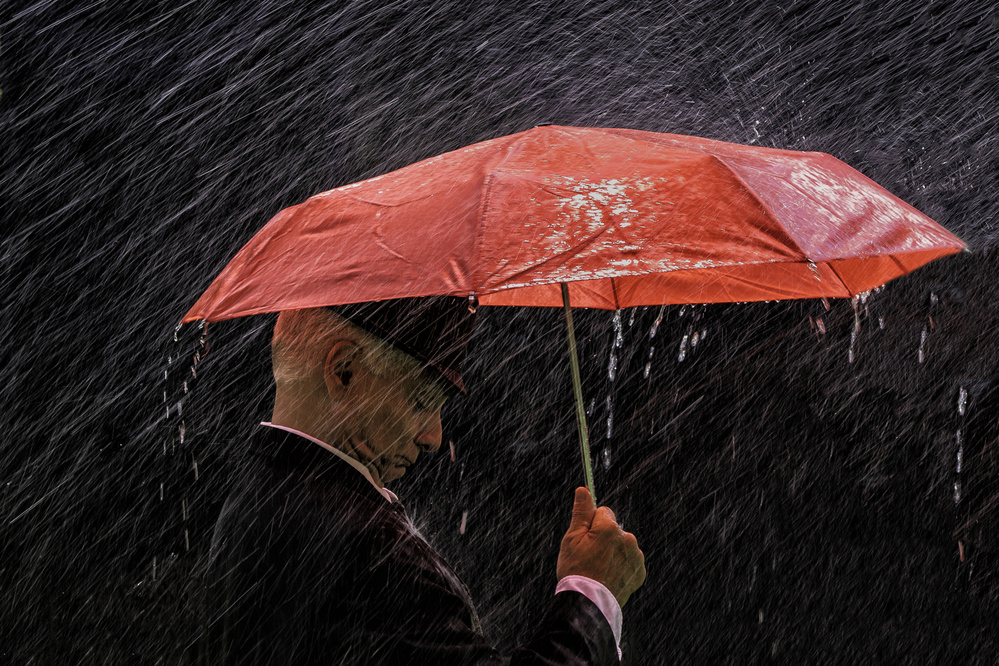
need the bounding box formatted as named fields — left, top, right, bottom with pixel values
left=415, top=411, right=443, bottom=453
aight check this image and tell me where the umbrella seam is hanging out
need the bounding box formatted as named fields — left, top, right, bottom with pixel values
left=475, top=134, right=532, bottom=291
left=474, top=171, right=496, bottom=291
left=824, top=261, right=851, bottom=295
left=709, top=154, right=805, bottom=258
left=889, top=253, right=908, bottom=276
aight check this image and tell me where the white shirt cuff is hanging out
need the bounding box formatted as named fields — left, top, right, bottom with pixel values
left=555, top=575, right=622, bottom=657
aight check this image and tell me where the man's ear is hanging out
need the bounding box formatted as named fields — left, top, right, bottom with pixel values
left=324, top=341, right=360, bottom=397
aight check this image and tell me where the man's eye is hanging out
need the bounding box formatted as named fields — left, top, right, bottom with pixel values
left=413, top=396, right=435, bottom=412
left=413, top=393, right=445, bottom=413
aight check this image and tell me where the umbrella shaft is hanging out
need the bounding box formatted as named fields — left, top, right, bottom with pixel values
left=561, top=283, right=596, bottom=504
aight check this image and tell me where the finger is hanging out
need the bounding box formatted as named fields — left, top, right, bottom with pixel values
left=568, top=487, right=596, bottom=531
left=590, top=506, right=619, bottom=531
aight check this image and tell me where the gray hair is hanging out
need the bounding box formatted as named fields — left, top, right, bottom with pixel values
left=271, top=308, right=421, bottom=385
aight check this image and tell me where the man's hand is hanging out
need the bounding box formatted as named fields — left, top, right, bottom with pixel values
left=556, top=487, right=647, bottom=608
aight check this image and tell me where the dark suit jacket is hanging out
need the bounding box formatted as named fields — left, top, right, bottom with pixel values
left=201, top=426, right=619, bottom=665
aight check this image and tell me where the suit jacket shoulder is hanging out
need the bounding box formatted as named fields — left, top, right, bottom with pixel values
left=202, top=426, right=619, bottom=666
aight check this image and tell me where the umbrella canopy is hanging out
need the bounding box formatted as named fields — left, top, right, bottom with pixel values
left=183, top=125, right=965, bottom=324
left=182, top=125, right=966, bottom=502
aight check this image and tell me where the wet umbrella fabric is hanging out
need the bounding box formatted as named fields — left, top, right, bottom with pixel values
left=182, top=125, right=966, bottom=499
left=183, top=125, right=965, bottom=321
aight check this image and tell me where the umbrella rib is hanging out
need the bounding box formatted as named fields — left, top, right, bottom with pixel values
left=824, top=261, right=851, bottom=295
left=610, top=276, right=621, bottom=310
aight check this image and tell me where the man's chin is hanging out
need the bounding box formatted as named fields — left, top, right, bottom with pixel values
left=381, top=466, right=406, bottom=484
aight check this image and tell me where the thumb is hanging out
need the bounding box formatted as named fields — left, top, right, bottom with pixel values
left=567, top=486, right=595, bottom=532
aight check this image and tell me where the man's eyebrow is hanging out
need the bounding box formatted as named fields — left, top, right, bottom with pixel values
left=413, top=376, right=448, bottom=404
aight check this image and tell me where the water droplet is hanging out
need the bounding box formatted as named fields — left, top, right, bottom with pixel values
left=848, top=330, right=857, bottom=363
left=879, top=316, right=885, bottom=330
left=467, top=295, right=477, bottom=313
left=182, top=381, right=188, bottom=394
left=918, top=327, right=928, bottom=363
left=601, top=447, right=611, bottom=470
left=613, top=311, right=624, bottom=348
left=815, top=318, right=826, bottom=335
left=605, top=395, right=613, bottom=439
left=609, top=311, right=623, bottom=381
left=628, top=309, right=636, bottom=326
left=160, top=483, right=164, bottom=501
left=954, top=480, right=962, bottom=504
left=958, top=386, right=968, bottom=416
left=649, top=305, right=665, bottom=339
left=691, top=331, right=700, bottom=348
left=678, top=333, right=689, bottom=362
left=643, top=361, right=652, bottom=378
left=178, top=423, right=185, bottom=445
left=192, top=459, right=199, bottom=481
left=459, top=510, right=468, bottom=534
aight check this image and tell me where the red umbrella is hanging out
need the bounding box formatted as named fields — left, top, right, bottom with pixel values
left=182, top=125, right=966, bottom=500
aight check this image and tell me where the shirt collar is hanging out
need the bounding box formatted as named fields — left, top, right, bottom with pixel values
left=260, top=422, right=398, bottom=503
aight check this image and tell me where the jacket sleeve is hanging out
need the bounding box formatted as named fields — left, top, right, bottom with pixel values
left=352, top=504, right=620, bottom=666
left=509, top=591, right=620, bottom=666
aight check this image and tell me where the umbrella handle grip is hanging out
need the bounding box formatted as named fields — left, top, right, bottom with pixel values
left=561, top=284, right=597, bottom=504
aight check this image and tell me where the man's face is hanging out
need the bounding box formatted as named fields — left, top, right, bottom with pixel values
left=337, top=357, right=447, bottom=486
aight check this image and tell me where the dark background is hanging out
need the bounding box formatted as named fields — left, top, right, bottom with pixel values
left=2, top=1, right=997, bottom=663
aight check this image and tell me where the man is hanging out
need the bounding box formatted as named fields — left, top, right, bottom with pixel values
left=203, top=298, right=646, bottom=665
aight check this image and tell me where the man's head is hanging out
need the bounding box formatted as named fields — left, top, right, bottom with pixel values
left=270, top=300, right=473, bottom=486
